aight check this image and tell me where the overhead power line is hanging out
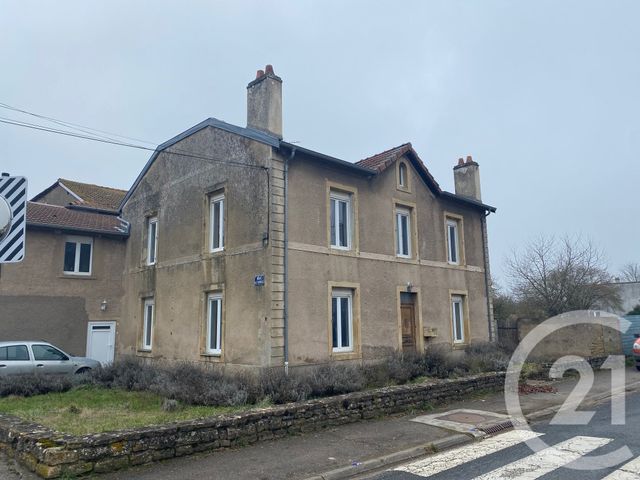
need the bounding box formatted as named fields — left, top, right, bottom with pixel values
left=0, top=102, right=157, bottom=146
left=0, top=109, right=268, bottom=171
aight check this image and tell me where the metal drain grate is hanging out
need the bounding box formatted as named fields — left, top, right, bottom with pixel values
left=479, top=420, right=514, bottom=435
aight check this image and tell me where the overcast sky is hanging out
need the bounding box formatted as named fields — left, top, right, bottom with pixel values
left=1, top=0, right=638, bottom=285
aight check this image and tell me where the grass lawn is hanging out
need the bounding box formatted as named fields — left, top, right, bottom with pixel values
left=0, top=386, right=250, bottom=435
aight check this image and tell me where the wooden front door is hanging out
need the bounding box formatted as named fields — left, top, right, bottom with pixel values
left=401, top=303, right=416, bottom=352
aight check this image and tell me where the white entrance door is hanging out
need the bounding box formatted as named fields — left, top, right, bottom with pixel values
left=86, top=322, right=116, bottom=365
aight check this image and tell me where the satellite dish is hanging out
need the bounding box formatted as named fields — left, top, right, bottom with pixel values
left=0, top=196, right=12, bottom=242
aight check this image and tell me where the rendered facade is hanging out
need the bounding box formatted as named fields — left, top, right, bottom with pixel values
left=1, top=66, right=496, bottom=369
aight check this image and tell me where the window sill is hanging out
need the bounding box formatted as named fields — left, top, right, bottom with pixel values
left=395, top=256, right=418, bottom=264
left=396, top=185, right=411, bottom=194
left=330, top=351, right=361, bottom=361
left=59, top=274, right=95, bottom=280
left=200, top=353, right=224, bottom=362
left=203, top=250, right=226, bottom=259
left=136, top=350, right=153, bottom=357
left=328, top=247, right=358, bottom=257
left=452, top=342, right=468, bottom=350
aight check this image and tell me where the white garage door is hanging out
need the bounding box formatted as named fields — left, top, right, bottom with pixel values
left=86, top=322, right=115, bottom=365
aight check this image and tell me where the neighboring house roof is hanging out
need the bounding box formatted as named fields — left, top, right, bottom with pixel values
left=26, top=202, right=129, bottom=237
left=32, top=179, right=127, bottom=212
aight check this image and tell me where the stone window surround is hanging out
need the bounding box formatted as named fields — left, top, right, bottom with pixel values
left=145, top=214, right=158, bottom=266
left=449, top=290, right=470, bottom=348
left=200, top=284, right=225, bottom=362
left=209, top=193, right=225, bottom=253
left=325, top=181, right=359, bottom=254
left=327, top=281, right=361, bottom=361
left=397, top=160, right=410, bottom=192
left=140, top=296, right=154, bottom=352
left=393, top=199, right=418, bottom=260
left=444, top=212, right=466, bottom=266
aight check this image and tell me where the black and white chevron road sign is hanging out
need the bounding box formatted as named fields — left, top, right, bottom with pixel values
left=0, top=174, right=27, bottom=263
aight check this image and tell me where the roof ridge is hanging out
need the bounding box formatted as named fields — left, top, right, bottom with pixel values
left=357, top=142, right=412, bottom=164
left=28, top=201, right=67, bottom=208
left=58, top=178, right=127, bottom=194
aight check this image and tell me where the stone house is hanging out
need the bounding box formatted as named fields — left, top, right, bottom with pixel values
left=0, top=179, right=128, bottom=362
left=116, top=65, right=497, bottom=370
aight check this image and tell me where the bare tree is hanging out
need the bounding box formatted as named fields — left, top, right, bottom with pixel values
left=620, top=262, right=640, bottom=282
left=506, top=236, right=621, bottom=318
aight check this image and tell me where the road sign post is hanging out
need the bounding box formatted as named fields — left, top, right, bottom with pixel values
left=0, top=173, right=27, bottom=263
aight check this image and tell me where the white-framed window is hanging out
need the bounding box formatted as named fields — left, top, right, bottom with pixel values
left=451, top=295, right=465, bottom=344
left=146, top=216, right=158, bottom=265
left=142, top=298, right=154, bottom=350
left=210, top=194, right=224, bottom=252
left=330, top=191, right=351, bottom=250
left=63, top=236, right=93, bottom=275
left=398, top=162, right=408, bottom=188
left=395, top=207, right=411, bottom=258
left=331, top=288, right=353, bottom=352
left=447, top=219, right=459, bottom=264
left=206, top=293, right=223, bottom=354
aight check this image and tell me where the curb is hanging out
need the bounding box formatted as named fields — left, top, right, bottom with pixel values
left=524, top=378, right=640, bottom=422
left=304, top=378, right=640, bottom=480
left=302, top=433, right=473, bottom=480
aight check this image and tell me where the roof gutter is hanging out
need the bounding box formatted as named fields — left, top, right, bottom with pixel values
left=280, top=142, right=376, bottom=176
left=26, top=223, right=130, bottom=239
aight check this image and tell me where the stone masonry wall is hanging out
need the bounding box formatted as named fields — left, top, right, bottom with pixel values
left=0, top=373, right=504, bottom=478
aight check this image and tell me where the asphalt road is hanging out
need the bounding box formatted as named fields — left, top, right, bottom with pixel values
left=369, top=390, right=640, bottom=479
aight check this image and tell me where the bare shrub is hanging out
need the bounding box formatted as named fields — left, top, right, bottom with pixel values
left=306, top=364, right=365, bottom=396
left=0, top=374, right=74, bottom=397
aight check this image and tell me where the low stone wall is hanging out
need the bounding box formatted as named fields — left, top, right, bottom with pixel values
left=0, top=372, right=504, bottom=478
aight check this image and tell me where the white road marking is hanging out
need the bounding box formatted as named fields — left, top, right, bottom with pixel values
left=395, top=430, right=542, bottom=476
left=474, top=435, right=612, bottom=479
left=602, top=456, right=640, bottom=479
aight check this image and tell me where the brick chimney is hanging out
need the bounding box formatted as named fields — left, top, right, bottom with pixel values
left=453, top=155, right=482, bottom=201
left=246, top=64, right=282, bottom=139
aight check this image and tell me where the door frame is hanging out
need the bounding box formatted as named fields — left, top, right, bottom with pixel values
left=396, top=287, right=424, bottom=352
left=86, top=321, right=116, bottom=364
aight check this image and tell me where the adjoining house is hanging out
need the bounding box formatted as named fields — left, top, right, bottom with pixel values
left=0, top=179, right=128, bottom=363
left=116, top=65, right=497, bottom=370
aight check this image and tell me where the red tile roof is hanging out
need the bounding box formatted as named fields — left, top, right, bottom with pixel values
left=357, top=143, right=441, bottom=193
left=356, top=143, right=413, bottom=172
left=26, top=202, right=129, bottom=237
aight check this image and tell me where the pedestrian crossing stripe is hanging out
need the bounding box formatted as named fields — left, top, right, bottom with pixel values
left=394, top=431, right=638, bottom=479
left=474, top=436, right=611, bottom=479
left=0, top=175, right=27, bottom=263
left=396, top=430, right=542, bottom=476
left=602, top=456, right=640, bottom=479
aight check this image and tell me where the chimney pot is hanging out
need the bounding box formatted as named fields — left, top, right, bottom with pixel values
left=457, top=158, right=465, bottom=166
left=256, top=69, right=265, bottom=79
left=466, top=155, right=473, bottom=164
left=265, top=64, right=274, bottom=75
